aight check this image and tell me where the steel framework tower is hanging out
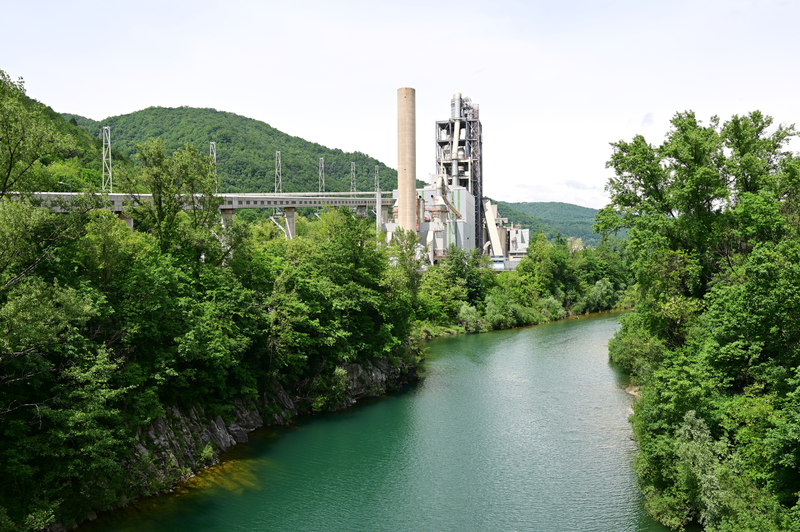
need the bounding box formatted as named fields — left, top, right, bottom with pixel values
left=435, top=94, right=483, bottom=252
left=319, top=157, right=325, bottom=193
left=350, top=162, right=356, bottom=195
left=275, top=151, right=282, bottom=194
left=210, top=141, right=217, bottom=193
left=102, top=126, right=112, bottom=193
left=374, top=165, right=379, bottom=192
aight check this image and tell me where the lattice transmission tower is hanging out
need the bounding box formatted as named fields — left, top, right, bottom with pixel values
left=102, top=127, right=112, bottom=193
left=210, top=142, right=217, bottom=193
left=374, top=165, right=379, bottom=192
left=319, top=157, right=325, bottom=193
left=275, top=151, right=282, bottom=194
left=350, top=162, right=356, bottom=195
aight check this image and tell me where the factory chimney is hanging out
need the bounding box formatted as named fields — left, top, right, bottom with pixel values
left=397, top=88, right=416, bottom=232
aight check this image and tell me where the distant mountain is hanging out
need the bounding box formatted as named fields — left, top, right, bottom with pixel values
left=492, top=200, right=603, bottom=246
left=507, top=201, right=599, bottom=223
left=62, top=107, right=401, bottom=194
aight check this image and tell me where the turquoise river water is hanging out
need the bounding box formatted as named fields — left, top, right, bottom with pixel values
left=84, top=312, right=671, bottom=531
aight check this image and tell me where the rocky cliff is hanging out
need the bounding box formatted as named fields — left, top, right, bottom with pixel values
left=62, top=357, right=418, bottom=530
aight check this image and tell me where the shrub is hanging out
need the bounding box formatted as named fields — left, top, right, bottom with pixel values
left=541, top=296, right=566, bottom=321
left=458, top=302, right=484, bottom=332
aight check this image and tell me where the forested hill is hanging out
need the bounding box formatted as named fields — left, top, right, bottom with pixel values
left=507, top=201, right=597, bottom=223
left=61, top=107, right=602, bottom=244
left=62, top=107, right=400, bottom=194
left=492, top=200, right=602, bottom=246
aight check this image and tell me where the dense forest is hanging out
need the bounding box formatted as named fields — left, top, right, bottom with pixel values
left=601, top=111, right=800, bottom=530
left=1, top=70, right=631, bottom=530
left=62, top=107, right=404, bottom=195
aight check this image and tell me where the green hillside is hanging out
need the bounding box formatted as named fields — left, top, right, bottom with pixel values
left=492, top=200, right=557, bottom=234
left=5, top=92, right=133, bottom=194
left=506, top=201, right=598, bottom=222
left=62, top=107, right=400, bottom=194
left=492, top=200, right=603, bottom=246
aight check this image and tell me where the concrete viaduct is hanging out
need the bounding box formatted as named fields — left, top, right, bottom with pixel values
left=33, top=191, right=395, bottom=239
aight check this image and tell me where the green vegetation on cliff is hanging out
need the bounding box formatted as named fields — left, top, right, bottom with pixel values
left=601, top=110, right=800, bottom=531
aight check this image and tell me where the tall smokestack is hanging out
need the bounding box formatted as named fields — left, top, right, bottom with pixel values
left=397, top=88, right=416, bottom=232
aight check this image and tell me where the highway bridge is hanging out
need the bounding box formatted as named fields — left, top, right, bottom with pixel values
left=32, top=191, right=395, bottom=239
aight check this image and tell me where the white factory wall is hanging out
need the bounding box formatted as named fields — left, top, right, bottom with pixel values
left=388, top=185, right=477, bottom=259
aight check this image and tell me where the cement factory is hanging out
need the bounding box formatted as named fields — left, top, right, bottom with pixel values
left=383, top=88, right=529, bottom=270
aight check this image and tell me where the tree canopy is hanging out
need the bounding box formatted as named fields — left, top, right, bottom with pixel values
left=602, top=110, right=800, bottom=531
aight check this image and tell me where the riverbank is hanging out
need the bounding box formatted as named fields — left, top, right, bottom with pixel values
left=411, top=306, right=633, bottom=343
left=57, top=356, right=418, bottom=532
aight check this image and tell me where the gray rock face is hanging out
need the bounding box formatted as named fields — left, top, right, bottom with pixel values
left=137, top=384, right=297, bottom=480
left=274, top=385, right=296, bottom=414
left=203, top=415, right=237, bottom=452
left=134, top=360, right=416, bottom=476
left=64, top=360, right=414, bottom=532
left=342, top=358, right=418, bottom=403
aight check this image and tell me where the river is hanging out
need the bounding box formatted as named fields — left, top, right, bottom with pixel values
left=84, top=312, right=670, bottom=531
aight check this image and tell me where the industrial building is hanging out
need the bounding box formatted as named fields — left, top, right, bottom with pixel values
left=383, top=89, right=529, bottom=269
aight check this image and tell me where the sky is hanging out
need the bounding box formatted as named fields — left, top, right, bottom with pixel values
left=3, top=0, right=799, bottom=208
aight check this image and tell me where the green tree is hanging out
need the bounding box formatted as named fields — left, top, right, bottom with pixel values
left=602, top=110, right=800, bottom=530
left=417, top=262, right=467, bottom=324
left=0, top=70, right=73, bottom=197
left=0, top=277, right=96, bottom=416
left=515, top=232, right=553, bottom=296
left=388, top=227, right=422, bottom=307
left=124, top=138, right=222, bottom=257
left=440, top=245, right=491, bottom=307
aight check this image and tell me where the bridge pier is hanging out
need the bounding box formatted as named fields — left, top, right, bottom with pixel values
left=284, top=207, right=296, bottom=239
left=117, top=213, right=134, bottom=230
left=221, top=208, right=235, bottom=229
left=376, top=188, right=388, bottom=232
left=356, top=205, right=367, bottom=217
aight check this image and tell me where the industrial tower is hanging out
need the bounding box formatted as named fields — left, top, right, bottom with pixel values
left=435, top=93, right=483, bottom=252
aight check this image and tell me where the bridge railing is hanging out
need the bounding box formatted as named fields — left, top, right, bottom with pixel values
left=28, top=191, right=396, bottom=214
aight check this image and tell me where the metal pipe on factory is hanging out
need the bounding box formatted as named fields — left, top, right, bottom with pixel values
left=397, top=88, right=417, bottom=233
left=450, top=119, right=460, bottom=184
left=451, top=92, right=461, bottom=185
